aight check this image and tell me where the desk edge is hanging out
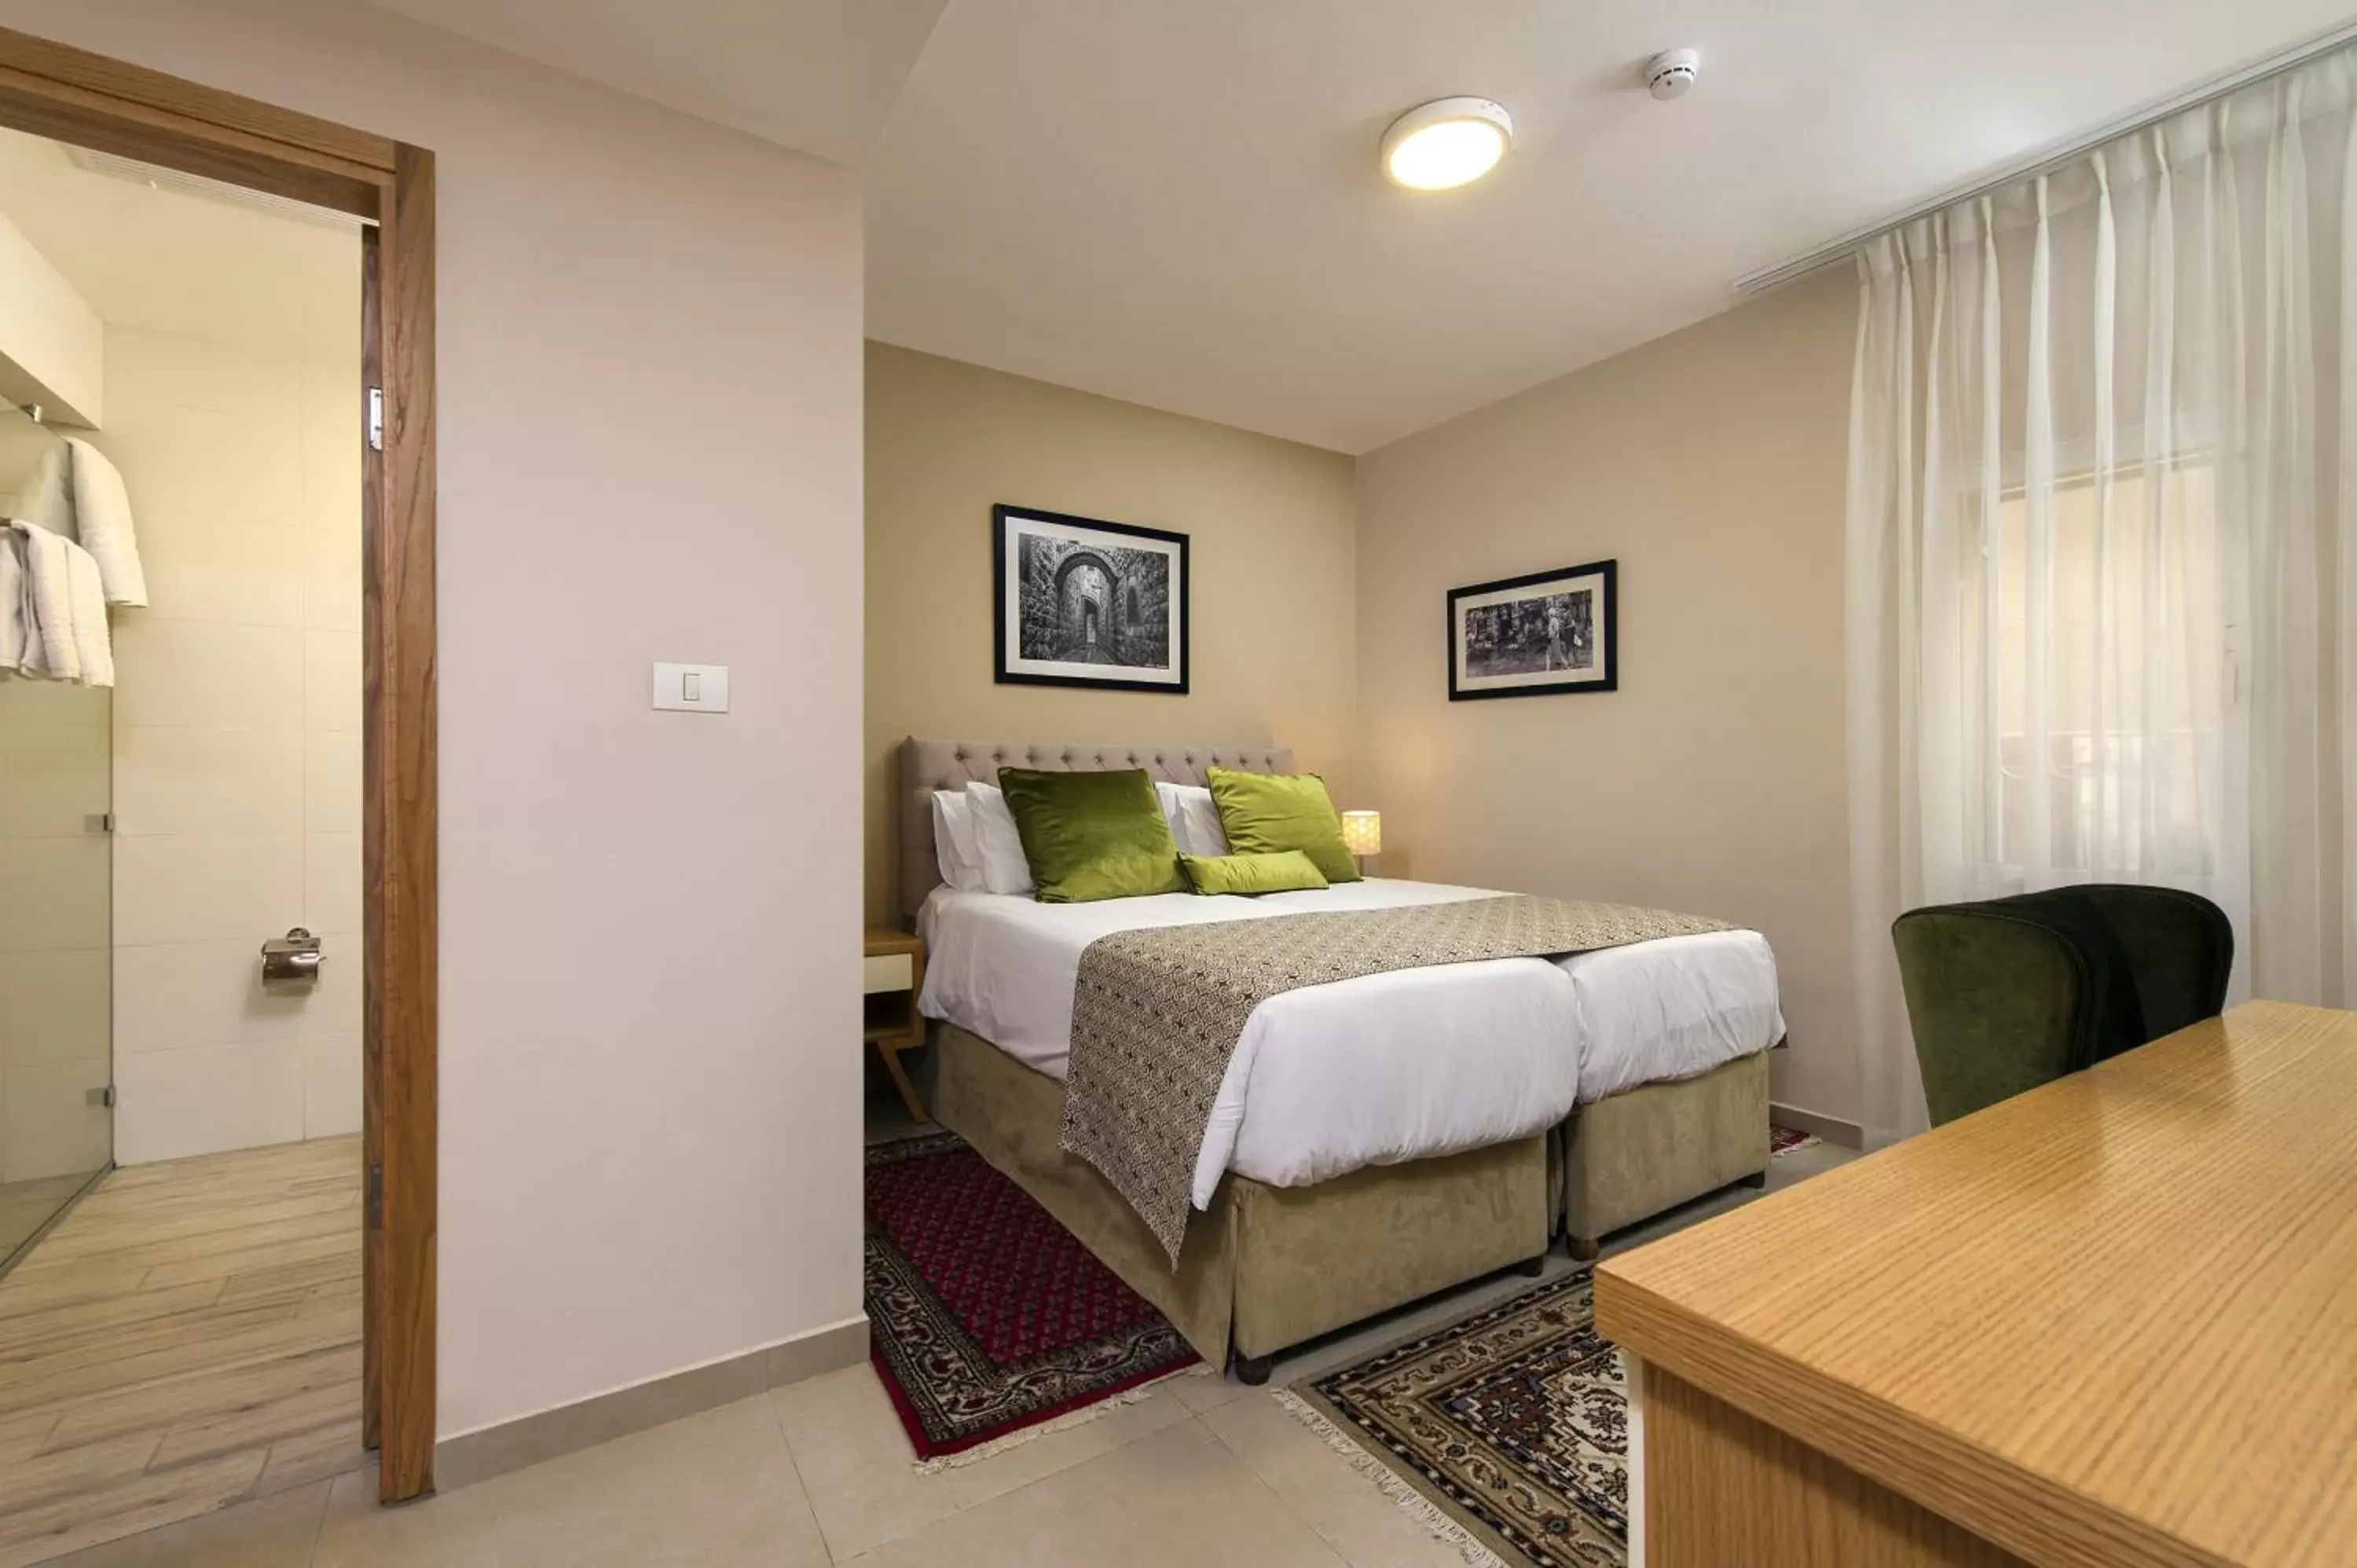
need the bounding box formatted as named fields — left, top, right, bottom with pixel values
left=1594, top=1268, right=2234, bottom=1568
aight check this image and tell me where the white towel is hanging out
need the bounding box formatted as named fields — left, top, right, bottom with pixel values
left=0, top=528, right=31, bottom=673
left=2, top=442, right=73, bottom=536
left=10, top=521, right=78, bottom=681
left=64, top=437, right=146, bottom=607
left=8, top=521, right=112, bottom=686
left=64, top=533, right=112, bottom=687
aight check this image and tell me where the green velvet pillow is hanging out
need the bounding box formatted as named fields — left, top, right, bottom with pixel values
left=1204, top=766, right=1361, bottom=885
left=1179, top=850, right=1330, bottom=896
left=995, top=766, right=1186, bottom=903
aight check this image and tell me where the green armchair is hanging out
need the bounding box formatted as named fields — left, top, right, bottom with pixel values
left=1892, top=885, right=2234, bottom=1126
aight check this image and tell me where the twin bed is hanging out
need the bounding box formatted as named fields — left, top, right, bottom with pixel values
left=898, top=738, right=1783, bottom=1381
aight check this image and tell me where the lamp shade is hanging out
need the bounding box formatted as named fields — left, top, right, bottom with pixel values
left=1340, top=810, right=1382, bottom=855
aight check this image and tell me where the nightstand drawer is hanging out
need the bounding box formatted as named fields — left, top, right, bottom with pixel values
left=863, top=952, right=914, bottom=995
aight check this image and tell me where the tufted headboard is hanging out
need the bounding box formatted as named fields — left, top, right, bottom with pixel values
left=898, top=737, right=1295, bottom=921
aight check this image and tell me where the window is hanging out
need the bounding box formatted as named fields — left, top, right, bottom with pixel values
left=1970, top=460, right=2224, bottom=883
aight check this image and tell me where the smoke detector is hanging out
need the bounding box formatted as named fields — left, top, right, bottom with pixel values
left=1647, top=49, right=1701, bottom=101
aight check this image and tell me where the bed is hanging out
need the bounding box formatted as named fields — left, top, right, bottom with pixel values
left=897, top=738, right=1782, bottom=1379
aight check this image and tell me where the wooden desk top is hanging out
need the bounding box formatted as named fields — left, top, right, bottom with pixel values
left=1596, top=1001, right=2357, bottom=1568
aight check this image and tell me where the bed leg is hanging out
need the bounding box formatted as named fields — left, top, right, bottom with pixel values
left=1514, top=1251, right=1547, bottom=1277
left=1567, top=1234, right=1600, bottom=1263
left=1232, top=1353, right=1274, bottom=1387
left=1736, top=1169, right=1769, bottom=1190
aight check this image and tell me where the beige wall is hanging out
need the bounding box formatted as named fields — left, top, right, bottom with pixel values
left=865, top=343, right=1358, bottom=921
left=0, top=0, right=867, bottom=1441
left=95, top=324, right=364, bottom=1164
left=1354, top=271, right=1862, bottom=1127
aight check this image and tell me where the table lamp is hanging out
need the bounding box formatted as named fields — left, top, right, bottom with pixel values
left=1340, top=810, right=1381, bottom=874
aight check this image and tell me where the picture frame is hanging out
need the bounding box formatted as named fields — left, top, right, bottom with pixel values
left=993, top=504, right=1190, bottom=694
left=1446, top=558, right=1618, bottom=700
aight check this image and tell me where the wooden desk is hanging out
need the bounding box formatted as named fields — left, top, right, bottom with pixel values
left=1596, top=1001, right=2357, bottom=1568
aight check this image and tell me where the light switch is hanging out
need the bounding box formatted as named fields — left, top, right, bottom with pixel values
left=652, top=661, right=730, bottom=713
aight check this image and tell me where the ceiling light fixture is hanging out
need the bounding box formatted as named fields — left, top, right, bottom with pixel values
left=1381, top=97, right=1512, bottom=191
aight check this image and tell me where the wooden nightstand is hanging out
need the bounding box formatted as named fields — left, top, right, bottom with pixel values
left=863, top=927, right=929, bottom=1125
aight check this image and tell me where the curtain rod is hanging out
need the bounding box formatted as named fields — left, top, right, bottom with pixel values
left=1731, top=17, right=2357, bottom=295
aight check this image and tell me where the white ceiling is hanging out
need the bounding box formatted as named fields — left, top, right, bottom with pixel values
left=364, top=0, right=948, bottom=170
left=864, top=1, right=2357, bottom=452
left=58, top=1, right=2344, bottom=453
left=0, top=126, right=360, bottom=365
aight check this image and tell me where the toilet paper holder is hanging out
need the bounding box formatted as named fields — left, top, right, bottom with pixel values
left=261, top=927, right=324, bottom=983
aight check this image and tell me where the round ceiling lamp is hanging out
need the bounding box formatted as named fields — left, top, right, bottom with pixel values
left=1381, top=97, right=1512, bottom=191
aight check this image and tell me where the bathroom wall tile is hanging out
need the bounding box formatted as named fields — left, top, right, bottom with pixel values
left=112, top=833, right=303, bottom=947
left=302, top=523, right=362, bottom=632
left=112, top=618, right=305, bottom=731
left=300, top=421, right=364, bottom=534
left=88, top=398, right=302, bottom=529
left=0, top=837, right=111, bottom=954
left=305, top=732, right=362, bottom=837
left=1, top=1057, right=112, bottom=1183
left=130, top=512, right=306, bottom=628
left=301, top=357, right=365, bottom=436
left=115, top=938, right=275, bottom=1056
left=0, top=719, right=112, bottom=839
left=0, top=948, right=110, bottom=1069
left=302, top=1033, right=361, bottom=1140
left=304, top=629, right=362, bottom=735
left=308, top=936, right=361, bottom=1035
left=306, top=831, right=362, bottom=937
left=105, top=328, right=306, bottom=424
left=113, top=725, right=304, bottom=837
left=115, top=1040, right=304, bottom=1166
left=92, top=328, right=365, bottom=1167
left=112, top=934, right=351, bottom=1055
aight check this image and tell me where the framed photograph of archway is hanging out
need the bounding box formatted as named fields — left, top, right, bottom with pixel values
left=993, top=504, right=1190, bottom=693
left=1447, top=558, right=1618, bottom=699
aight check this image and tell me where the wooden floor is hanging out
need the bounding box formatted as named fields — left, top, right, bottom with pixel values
left=0, top=1137, right=368, bottom=1567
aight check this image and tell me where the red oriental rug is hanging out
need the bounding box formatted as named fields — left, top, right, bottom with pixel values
left=864, top=1131, right=1199, bottom=1461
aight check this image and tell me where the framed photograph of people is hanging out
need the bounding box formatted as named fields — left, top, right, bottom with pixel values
left=1446, top=559, right=1617, bottom=700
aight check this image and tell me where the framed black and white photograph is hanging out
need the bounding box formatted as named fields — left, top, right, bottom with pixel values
left=1446, top=558, right=1617, bottom=700
left=993, top=504, right=1189, bottom=694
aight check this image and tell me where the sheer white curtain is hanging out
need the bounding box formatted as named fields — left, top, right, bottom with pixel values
left=1846, top=52, right=2357, bottom=1147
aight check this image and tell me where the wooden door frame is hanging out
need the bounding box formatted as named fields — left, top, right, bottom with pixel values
left=0, top=27, right=441, bottom=1501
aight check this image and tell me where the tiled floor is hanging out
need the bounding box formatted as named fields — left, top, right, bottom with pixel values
left=40, top=1117, right=1853, bottom=1568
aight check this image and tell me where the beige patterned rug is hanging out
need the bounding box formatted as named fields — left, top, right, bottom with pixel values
left=1279, top=1132, right=1824, bottom=1566
left=1280, top=1267, right=1626, bottom=1567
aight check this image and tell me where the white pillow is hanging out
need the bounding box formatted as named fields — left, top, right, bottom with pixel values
left=930, top=790, right=985, bottom=891
left=963, top=781, right=1036, bottom=896
left=1157, top=782, right=1230, bottom=859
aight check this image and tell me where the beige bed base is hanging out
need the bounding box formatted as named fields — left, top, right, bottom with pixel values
left=1561, top=1047, right=1772, bottom=1257
left=900, top=736, right=1772, bottom=1375
left=934, top=1023, right=1769, bottom=1378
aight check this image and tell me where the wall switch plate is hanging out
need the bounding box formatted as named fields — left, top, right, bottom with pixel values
left=652, top=661, right=730, bottom=713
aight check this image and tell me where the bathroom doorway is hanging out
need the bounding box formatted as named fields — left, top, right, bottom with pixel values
left=0, top=23, right=441, bottom=1532
left=0, top=120, right=371, bottom=1559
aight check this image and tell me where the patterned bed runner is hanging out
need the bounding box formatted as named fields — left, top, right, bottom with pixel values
left=1058, top=895, right=1730, bottom=1264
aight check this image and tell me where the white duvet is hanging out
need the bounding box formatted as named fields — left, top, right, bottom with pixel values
left=917, top=877, right=1783, bottom=1209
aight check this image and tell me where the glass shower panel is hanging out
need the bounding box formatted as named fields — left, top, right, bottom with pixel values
left=0, top=405, right=114, bottom=1270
